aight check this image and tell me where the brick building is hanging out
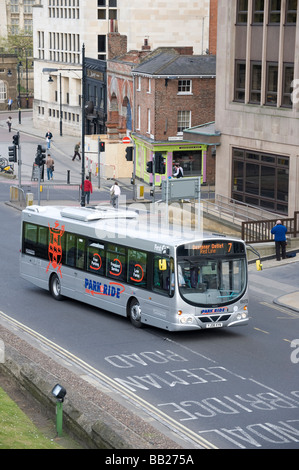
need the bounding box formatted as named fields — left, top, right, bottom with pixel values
left=131, top=50, right=216, bottom=186
left=106, top=34, right=151, bottom=140
left=0, top=54, right=18, bottom=111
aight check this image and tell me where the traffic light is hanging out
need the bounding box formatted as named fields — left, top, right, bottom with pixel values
left=125, top=146, right=133, bottom=161
left=8, top=145, right=17, bottom=162
left=13, top=134, right=19, bottom=146
left=155, top=153, right=166, bottom=174
left=146, top=161, right=153, bottom=174
left=35, top=145, right=46, bottom=166
left=99, top=141, right=105, bottom=152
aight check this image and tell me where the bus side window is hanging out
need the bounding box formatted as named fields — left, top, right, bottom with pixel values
left=65, top=233, right=76, bottom=267
left=37, top=226, right=49, bottom=260
left=153, top=256, right=173, bottom=296
left=87, top=241, right=105, bottom=276
left=23, top=222, right=37, bottom=255
left=76, top=237, right=86, bottom=270
left=127, top=249, right=147, bottom=287
left=106, top=243, right=126, bottom=282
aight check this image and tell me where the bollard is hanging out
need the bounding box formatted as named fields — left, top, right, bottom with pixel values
left=67, top=170, right=70, bottom=184
left=256, top=259, right=263, bottom=271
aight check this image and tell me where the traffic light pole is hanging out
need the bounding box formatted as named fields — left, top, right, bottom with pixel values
left=18, top=145, right=21, bottom=190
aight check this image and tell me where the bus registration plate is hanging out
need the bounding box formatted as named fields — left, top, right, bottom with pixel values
left=206, top=322, right=223, bottom=328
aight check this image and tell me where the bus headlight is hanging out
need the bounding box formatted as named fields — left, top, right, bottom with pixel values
left=179, top=316, right=194, bottom=324
left=237, top=312, right=248, bottom=320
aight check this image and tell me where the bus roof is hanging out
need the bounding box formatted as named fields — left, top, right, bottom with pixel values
left=22, top=205, right=244, bottom=250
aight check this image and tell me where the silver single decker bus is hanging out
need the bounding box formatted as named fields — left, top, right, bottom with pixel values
left=20, top=205, right=249, bottom=331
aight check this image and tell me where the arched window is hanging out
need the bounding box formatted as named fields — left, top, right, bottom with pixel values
left=0, top=81, right=7, bottom=103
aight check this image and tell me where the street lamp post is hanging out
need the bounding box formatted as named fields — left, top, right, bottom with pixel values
left=17, top=62, right=22, bottom=124
left=59, top=73, right=62, bottom=137
left=80, top=44, right=86, bottom=207
left=42, top=44, right=86, bottom=206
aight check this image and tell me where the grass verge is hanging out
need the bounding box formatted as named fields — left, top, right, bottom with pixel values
left=0, top=386, right=63, bottom=449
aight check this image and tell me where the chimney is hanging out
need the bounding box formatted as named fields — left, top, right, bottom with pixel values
left=142, top=38, right=151, bottom=51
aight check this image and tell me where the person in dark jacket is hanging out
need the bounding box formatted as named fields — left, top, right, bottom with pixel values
left=271, top=220, right=287, bottom=261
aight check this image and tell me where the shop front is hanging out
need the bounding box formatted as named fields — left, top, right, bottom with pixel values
left=132, top=134, right=207, bottom=186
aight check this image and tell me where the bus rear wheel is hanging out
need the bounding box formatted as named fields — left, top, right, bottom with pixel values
left=128, top=299, right=143, bottom=328
left=49, top=273, right=63, bottom=300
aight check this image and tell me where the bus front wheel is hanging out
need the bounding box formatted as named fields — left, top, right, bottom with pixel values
left=49, top=273, right=63, bottom=300
left=128, top=299, right=143, bottom=328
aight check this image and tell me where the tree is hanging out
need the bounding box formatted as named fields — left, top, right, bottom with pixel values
left=0, top=31, right=33, bottom=64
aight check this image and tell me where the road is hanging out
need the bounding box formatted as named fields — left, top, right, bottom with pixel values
left=0, top=186, right=298, bottom=449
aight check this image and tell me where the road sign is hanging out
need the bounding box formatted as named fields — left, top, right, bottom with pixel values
left=122, top=136, right=131, bottom=144
left=162, top=177, right=201, bottom=201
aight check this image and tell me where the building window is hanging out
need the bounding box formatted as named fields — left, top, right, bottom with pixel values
left=147, top=108, right=151, bottom=134
left=237, top=0, right=248, bottom=23
left=136, top=76, right=141, bottom=91
left=98, top=9, right=106, bottom=19
left=0, top=81, right=7, bottom=101
left=147, top=78, right=151, bottom=93
left=178, top=79, right=192, bottom=94
left=235, top=61, right=246, bottom=102
left=98, top=35, right=106, bottom=60
left=232, top=148, right=289, bottom=214
left=11, top=0, right=19, bottom=13
left=250, top=62, right=262, bottom=103
left=269, top=0, right=281, bottom=24
left=266, top=63, right=278, bottom=105
left=137, top=105, right=141, bottom=130
left=282, top=64, right=294, bottom=107
left=252, top=0, right=264, bottom=23
left=177, top=110, right=191, bottom=133
left=286, top=0, right=297, bottom=23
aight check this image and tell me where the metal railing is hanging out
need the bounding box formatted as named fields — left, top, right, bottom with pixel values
left=9, top=185, right=26, bottom=208
left=242, top=212, right=299, bottom=243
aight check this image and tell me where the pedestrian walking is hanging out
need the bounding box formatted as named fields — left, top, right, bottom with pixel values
left=271, top=220, right=287, bottom=261
left=46, top=154, right=54, bottom=180
left=81, top=175, right=93, bottom=204
left=45, top=130, right=53, bottom=149
left=173, top=164, right=183, bottom=178
left=6, top=116, right=12, bottom=132
left=7, top=97, right=13, bottom=111
left=72, top=142, right=81, bottom=161
left=110, top=181, right=121, bottom=208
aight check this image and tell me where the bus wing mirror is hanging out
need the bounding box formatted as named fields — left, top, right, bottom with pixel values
left=158, top=259, right=167, bottom=271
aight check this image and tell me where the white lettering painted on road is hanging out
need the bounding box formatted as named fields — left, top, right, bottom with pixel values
left=157, top=391, right=299, bottom=420
left=104, top=350, right=188, bottom=368
left=199, top=420, right=299, bottom=449
left=113, top=367, right=231, bottom=391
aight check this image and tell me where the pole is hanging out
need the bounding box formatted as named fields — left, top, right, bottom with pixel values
left=80, top=44, right=86, bottom=207
left=97, top=137, right=101, bottom=188
left=59, top=73, right=62, bottom=136
left=18, top=63, right=21, bottom=125
left=26, top=56, right=28, bottom=109
left=56, top=401, right=63, bottom=437
left=18, top=144, right=21, bottom=189
left=38, top=162, right=41, bottom=206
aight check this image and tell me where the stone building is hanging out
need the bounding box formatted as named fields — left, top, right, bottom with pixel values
left=215, top=0, right=299, bottom=217
left=32, top=0, right=213, bottom=136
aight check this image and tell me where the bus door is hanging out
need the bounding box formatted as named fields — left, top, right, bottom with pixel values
left=62, top=233, right=85, bottom=298
left=142, top=255, right=172, bottom=326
